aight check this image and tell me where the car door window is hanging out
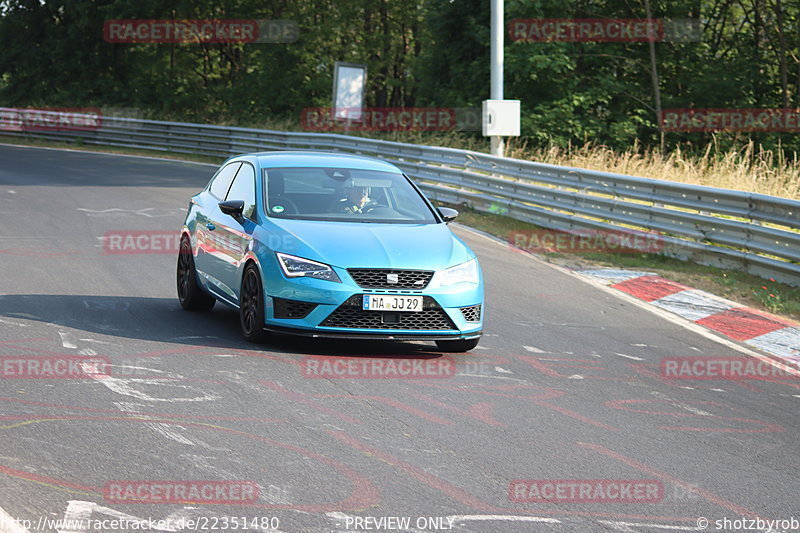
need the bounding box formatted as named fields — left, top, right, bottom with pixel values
left=209, top=162, right=242, bottom=199
left=225, top=163, right=257, bottom=220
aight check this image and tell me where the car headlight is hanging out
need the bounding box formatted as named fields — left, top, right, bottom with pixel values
left=276, top=253, right=341, bottom=283
left=440, top=258, right=479, bottom=286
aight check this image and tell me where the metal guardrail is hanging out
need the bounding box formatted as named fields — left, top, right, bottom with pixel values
left=2, top=110, right=800, bottom=285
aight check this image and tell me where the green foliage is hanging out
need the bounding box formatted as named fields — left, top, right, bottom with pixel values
left=415, top=0, right=489, bottom=106
left=2, top=0, right=800, bottom=155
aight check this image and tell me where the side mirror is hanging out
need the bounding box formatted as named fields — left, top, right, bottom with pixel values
left=219, top=200, right=245, bottom=218
left=438, top=207, right=459, bottom=223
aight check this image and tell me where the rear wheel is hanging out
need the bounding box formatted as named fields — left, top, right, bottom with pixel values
left=435, top=338, right=480, bottom=352
left=240, top=264, right=269, bottom=343
left=177, top=236, right=215, bottom=311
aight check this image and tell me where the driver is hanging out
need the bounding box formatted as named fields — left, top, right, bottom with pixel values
left=337, top=185, right=379, bottom=214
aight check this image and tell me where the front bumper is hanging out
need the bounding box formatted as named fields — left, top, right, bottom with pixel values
left=262, top=264, right=483, bottom=339
left=260, top=324, right=482, bottom=341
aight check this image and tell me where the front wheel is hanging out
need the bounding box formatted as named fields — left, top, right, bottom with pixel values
left=239, top=264, right=269, bottom=343
left=177, top=236, right=216, bottom=311
left=435, top=338, right=480, bottom=352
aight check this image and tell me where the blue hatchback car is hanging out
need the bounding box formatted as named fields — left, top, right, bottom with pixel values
left=177, top=152, right=483, bottom=352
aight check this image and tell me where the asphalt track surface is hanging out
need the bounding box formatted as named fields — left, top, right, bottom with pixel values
left=0, top=143, right=798, bottom=533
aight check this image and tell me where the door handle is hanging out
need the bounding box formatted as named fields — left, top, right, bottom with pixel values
left=206, top=223, right=216, bottom=231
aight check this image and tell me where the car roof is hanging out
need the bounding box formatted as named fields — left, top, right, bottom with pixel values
left=245, top=151, right=402, bottom=173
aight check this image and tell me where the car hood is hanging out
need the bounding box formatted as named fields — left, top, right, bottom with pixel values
left=261, top=219, right=473, bottom=270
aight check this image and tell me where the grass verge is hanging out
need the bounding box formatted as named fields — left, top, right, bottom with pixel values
left=443, top=202, right=800, bottom=323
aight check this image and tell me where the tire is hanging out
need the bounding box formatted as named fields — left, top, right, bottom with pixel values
left=239, top=264, right=269, bottom=343
left=435, top=338, right=480, bottom=352
left=177, top=236, right=216, bottom=311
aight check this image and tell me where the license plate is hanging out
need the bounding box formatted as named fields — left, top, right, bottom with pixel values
left=362, top=295, right=423, bottom=312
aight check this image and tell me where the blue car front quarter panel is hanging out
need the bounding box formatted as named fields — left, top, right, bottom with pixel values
left=182, top=151, right=485, bottom=342
left=257, top=248, right=484, bottom=339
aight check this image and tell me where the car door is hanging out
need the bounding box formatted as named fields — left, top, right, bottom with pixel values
left=194, top=161, right=241, bottom=296
left=212, top=162, right=258, bottom=303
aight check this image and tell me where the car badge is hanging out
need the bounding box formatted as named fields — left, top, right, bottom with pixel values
left=386, top=273, right=399, bottom=284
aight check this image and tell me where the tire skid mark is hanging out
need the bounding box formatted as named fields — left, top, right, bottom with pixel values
left=408, top=392, right=505, bottom=427
left=532, top=400, right=619, bottom=431
left=327, top=429, right=497, bottom=512
left=0, top=397, right=285, bottom=423
left=515, top=353, right=639, bottom=381
left=259, top=380, right=452, bottom=426
left=604, top=399, right=784, bottom=433
left=259, top=380, right=360, bottom=424
left=577, top=441, right=765, bottom=521
left=326, top=431, right=703, bottom=522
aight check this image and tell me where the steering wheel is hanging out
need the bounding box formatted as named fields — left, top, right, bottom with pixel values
left=361, top=200, right=387, bottom=213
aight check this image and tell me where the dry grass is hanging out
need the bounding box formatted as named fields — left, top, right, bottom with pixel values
left=20, top=105, right=800, bottom=199
left=229, top=115, right=800, bottom=200
left=163, top=113, right=800, bottom=200
left=505, top=137, right=800, bottom=200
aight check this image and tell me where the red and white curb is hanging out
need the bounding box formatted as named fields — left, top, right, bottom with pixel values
left=578, top=269, right=800, bottom=366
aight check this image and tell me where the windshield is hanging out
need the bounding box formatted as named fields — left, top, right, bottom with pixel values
left=263, top=167, right=438, bottom=223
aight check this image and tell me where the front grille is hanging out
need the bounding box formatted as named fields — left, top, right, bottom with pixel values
left=272, top=298, right=318, bottom=319
left=347, top=269, right=434, bottom=289
left=320, top=295, right=456, bottom=330
left=460, top=304, right=481, bottom=322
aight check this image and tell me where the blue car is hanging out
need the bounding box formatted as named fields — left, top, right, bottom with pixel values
left=177, top=152, right=483, bottom=352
